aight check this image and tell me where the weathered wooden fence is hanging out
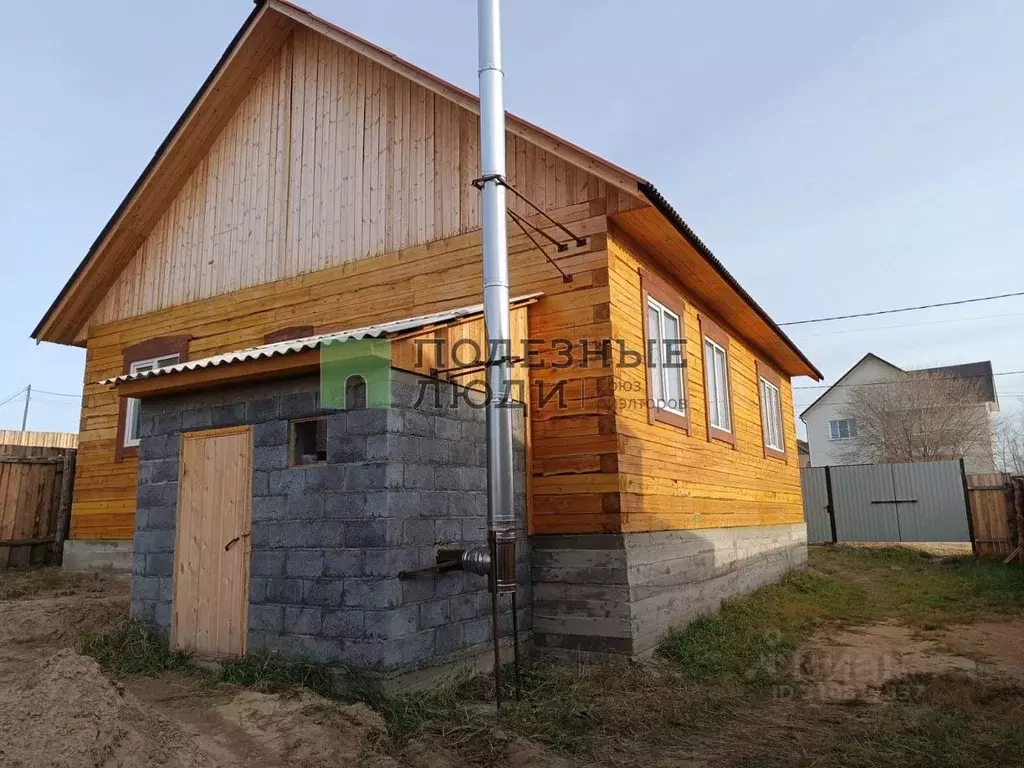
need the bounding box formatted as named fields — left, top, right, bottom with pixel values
left=0, top=448, right=76, bottom=567
left=966, top=473, right=1023, bottom=562
left=0, top=430, right=78, bottom=454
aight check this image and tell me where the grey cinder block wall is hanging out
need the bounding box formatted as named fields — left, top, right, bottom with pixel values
left=131, top=370, right=529, bottom=675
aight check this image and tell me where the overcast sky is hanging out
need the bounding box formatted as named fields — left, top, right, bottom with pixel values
left=1, top=0, right=1021, bottom=435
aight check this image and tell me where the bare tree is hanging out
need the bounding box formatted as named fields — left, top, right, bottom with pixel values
left=835, top=368, right=993, bottom=466
left=995, top=406, right=1024, bottom=475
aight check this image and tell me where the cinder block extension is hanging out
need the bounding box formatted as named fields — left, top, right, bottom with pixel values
left=132, top=371, right=530, bottom=677
left=531, top=523, right=808, bottom=658
left=130, top=368, right=807, bottom=673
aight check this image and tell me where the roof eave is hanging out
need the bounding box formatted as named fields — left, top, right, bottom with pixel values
left=32, top=1, right=275, bottom=345
left=638, top=182, right=823, bottom=381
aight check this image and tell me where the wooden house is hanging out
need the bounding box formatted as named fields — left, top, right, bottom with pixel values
left=35, top=0, right=821, bottom=666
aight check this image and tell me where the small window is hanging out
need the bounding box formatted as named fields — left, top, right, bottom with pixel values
left=760, top=378, right=784, bottom=452
left=828, top=418, right=858, bottom=441
left=703, top=338, right=731, bottom=432
left=124, top=353, right=181, bottom=447
left=290, top=417, right=327, bottom=466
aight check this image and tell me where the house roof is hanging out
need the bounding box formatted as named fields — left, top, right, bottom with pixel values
left=34, top=0, right=820, bottom=380
left=799, top=354, right=998, bottom=420
left=101, top=293, right=542, bottom=387
left=799, top=353, right=903, bottom=420
left=917, top=361, right=997, bottom=403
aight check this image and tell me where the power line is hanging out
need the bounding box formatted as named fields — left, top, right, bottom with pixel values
left=779, top=290, right=1024, bottom=327
left=792, top=369, right=1024, bottom=391
left=0, top=388, right=27, bottom=409
left=33, top=389, right=81, bottom=398
left=802, top=311, right=1024, bottom=338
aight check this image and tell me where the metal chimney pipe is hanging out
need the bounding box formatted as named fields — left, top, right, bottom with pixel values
left=478, top=0, right=516, bottom=592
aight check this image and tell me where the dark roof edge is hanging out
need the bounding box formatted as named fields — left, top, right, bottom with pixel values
left=31, top=1, right=270, bottom=342
left=638, top=182, right=823, bottom=381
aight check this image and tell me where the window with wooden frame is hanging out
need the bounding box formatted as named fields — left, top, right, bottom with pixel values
left=115, top=336, right=191, bottom=462
left=290, top=417, right=328, bottom=466
left=640, top=271, right=689, bottom=432
left=699, top=315, right=735, bottom=446
left=756, top=360, right=787, bottom=460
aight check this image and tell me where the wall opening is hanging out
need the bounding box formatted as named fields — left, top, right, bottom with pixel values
left=290, top=417, right=327, bottom=466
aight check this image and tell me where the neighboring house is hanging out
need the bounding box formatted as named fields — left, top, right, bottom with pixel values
left=33, top=1, right=821, bottom=669
left=800, top=354, right=998, bottom=473
left=797, top=439, right=810, bottom=468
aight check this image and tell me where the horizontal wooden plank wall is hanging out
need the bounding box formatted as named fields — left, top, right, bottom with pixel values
left=607, top=231, right=803, bottom=534
left=89, top=27, right=639, bottom=329
left=0, top=451, right=67, bottom=567
left=71, top=201, right=615, bottom=540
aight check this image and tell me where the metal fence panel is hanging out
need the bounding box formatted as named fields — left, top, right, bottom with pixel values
left=801, top=467, right=832, bottom=543
left=800, top=460, right=972, bottom=544
left=891, top=460, right=970, bottom=542
left=829, top=464, right=901, bottom=542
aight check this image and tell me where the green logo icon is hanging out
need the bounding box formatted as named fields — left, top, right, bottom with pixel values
left=320, top=338, right=392, bottom=409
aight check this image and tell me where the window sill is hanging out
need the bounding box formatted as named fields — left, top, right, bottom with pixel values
left=708, top=426, right=736, bottom=448
left=650, top=407, right=690, bottom=433
left=764, top=446, right=788, bottom=462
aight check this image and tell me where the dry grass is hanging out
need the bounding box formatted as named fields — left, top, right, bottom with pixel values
left=0, top=566, right=121, bottom=601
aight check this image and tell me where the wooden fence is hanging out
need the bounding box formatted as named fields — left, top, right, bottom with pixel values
left=0, top=430, right=78, bottom=455
left=966, top=473, right=1023, bottom=561
left=0, top=449, right=76, bottom=568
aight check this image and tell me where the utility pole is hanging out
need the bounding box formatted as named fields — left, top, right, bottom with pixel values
left=21, top=385, right=31, bottom=431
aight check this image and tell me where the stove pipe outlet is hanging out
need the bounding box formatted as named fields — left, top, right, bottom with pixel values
left=478, top=0, right=516, bottom=593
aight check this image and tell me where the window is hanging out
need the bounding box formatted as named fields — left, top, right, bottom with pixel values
left=828, top=418, right=858, bottom=440
left=704, top=339, right=731, bottom=430
left=646, top=298, right=685, bottom=415
left=115, top=335, right=190, bottom=462
left=290, top=417, right=327, bottom=466
left=756, top=360, right=786, bottom=460
left=640, top=271, right=689, bottom=432
left=700, top=315, right=735, bottom=446
left=345, top=375, right=367, bottom=410
left=123, top=354, right=181, bottom=447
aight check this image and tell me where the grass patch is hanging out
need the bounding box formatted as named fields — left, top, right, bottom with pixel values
left=76, top=618, right=194, bottom=676
left=659, top=546, right=1024, bottom=687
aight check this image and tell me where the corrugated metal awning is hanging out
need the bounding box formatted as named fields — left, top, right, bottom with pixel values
left=101, top=293, right=542, bottom=387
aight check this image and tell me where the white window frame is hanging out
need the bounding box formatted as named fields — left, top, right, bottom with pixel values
left=703, top=336, right=732, bottom=432
left=828, top=418, right=858, bottom=441
left=124, top=354, right=181, bottom=447
left=759, top=377, right=784, bottom=452
left=646, top=296, right=686, bottom=417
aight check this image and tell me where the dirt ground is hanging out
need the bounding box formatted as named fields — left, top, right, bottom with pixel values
left=793, top=620, right=1024, bottom=702
left=0, top=571, right=389, bottom=768
left=1, top=558, right=1022, bottom=768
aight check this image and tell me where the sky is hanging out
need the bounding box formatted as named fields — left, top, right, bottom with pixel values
left=0, top=0, right=1021, bottom=436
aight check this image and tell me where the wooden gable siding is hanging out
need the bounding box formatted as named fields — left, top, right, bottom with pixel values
left=607, top=230, right=803, bottom=534
left=71, top=202, right=616, bottom=540
left=89, top=27, right=639, bottom=329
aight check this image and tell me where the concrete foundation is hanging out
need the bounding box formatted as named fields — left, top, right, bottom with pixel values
left=62, top=539, right=134, bottom=572
left=531, top=523, right=808, bottom=658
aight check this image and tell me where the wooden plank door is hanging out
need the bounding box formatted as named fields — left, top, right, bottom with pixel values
left=172, top=426, right=253, bottom=658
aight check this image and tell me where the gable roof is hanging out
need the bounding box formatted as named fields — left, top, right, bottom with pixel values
left=32, top=0, right=821, bottom=380
left=798, top=353, right=902, bottom=419
left=799, top=354, right=998, bottom=420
